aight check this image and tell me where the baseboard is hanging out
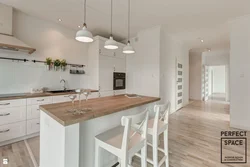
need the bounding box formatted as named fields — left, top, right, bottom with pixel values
left=230, top=123, right=250, bottom=131
left=0, top=133, right=39, bottom=147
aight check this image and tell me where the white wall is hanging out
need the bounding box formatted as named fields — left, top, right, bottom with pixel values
left=211, top=66, right=226, bottom=93
left=189, top=51, right=202, bottom=100
left=126, top=26, right=161, bottom=97
left=160, top=29, right=189, bottom=112
left=126, top=26, right=189, bottom=113
left=0, top=10, right=89, bottom=94
left=229, top=15, right=250, bottom=130
left=202, top=50, right=229, bottom=66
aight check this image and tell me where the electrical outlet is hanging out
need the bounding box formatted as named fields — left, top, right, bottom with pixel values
left=3, top=158, right=8, bottom=165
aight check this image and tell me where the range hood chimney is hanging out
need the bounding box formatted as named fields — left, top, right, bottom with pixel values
left=0, top=4, right=36, bottom=54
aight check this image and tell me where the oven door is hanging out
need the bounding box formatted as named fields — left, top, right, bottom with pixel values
left=113, top=73, right=126, bottom=90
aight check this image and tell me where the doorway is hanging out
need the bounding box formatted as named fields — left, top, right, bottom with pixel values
left=208, top=65, right=227, bottom=102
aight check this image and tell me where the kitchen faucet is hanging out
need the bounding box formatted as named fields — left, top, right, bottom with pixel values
left=60, top=79, right=66, bottom=90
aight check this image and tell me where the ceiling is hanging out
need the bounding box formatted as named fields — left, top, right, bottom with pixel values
left=1, top=0, right=250, bottom=50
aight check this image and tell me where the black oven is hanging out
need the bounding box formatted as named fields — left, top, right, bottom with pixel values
left=113, top=72, right=126, bottom=90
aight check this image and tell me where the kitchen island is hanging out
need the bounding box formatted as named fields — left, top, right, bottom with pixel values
left=39, top=95, right=160, bottom=167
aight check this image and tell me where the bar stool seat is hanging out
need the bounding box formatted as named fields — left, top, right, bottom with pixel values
left=95, top=126, right=143, bottom=154
left=147, top=118, right=168, bottom=135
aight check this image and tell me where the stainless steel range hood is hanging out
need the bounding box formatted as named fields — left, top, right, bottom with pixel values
left=0, top=4, right=36, bottom=54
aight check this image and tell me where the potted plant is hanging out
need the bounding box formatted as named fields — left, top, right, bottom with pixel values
left=53, top=59, right=61, bottom=71
left=45, top=57, right=52, bottom=71
left=61, top=59, right=67, bottom=71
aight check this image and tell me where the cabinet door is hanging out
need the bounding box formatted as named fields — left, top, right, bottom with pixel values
left=27, top=119, right=40, bottom=135
left=0, top=121, right=26, bottom=142
left=0, top=107, right=26, bottom=126
left=114, top=44, right=126, bottom=59
left=100, top=91, right=114, bottom=97
left=52, top=95, right=73, bottom=103
left=113, top=57, right=126, bottom=73
left=99, top=55, right=114, bottom=91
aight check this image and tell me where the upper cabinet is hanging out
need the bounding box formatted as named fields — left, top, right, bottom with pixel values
left=87, top=36, right=126, bottom=91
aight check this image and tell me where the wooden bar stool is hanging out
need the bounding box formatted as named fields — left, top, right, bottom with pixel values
left=135, top=102, right=170, bottom=167
left=95, top=110, right=149, bottom=167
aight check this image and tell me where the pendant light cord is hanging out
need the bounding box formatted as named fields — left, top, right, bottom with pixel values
left=111, top=0, right=113, bottom=36
left=128, top=0, right=131, bottom=43
left=83, top=0, right=87, bottom=26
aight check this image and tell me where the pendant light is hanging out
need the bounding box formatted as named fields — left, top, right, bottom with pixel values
left=75, top=0, right=93, bottom=43
left=104, top=0, right=118, bottom=49
left=123, top=0, right=135, bottom=54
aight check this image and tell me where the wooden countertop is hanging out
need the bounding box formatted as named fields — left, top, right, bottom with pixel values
left=40, top=95, right=160, bottom=126
left=0, top=90, right=99, bottom=101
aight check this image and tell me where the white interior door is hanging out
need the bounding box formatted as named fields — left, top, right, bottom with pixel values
left=176, top=60, right=183, bottom=110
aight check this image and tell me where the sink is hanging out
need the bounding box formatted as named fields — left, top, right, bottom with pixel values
left=47, top=90, right=75, bottom=93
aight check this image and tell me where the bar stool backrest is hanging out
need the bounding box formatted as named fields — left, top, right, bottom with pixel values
left=153, top=102, right=170, bottom=134
left=121, top=110, right=149, bottom=151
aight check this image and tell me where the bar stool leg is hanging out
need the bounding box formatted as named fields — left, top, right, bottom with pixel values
left=141, top=144, right=147, bottom=167
left=153, top=134, right=158, bottom=167
left=164, top=130, right=169, bottom=167
left=95, top=143, right=101, bottom=167
left=121, top=156, right=128, bottom=167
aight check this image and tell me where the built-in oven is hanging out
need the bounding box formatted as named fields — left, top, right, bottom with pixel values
left=113, top=72, right=126, bottom=90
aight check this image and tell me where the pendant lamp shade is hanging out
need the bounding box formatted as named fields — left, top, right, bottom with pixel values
left=76, top=24, right=93, bottom=43
left=105, top=36, right=118, bottom=49
left=123, top=0, right=135, bottom=54
left=105, top=0, right=118, bottom=49
left=123, top=42, right=135, bottom=54
left=75, top=0, right=93, bottom=43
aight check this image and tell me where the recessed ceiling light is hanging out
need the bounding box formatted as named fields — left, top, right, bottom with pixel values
left=58, top=18, right=62, bottom=22
left=78, top=25, right=81, bottom=28
left=201, top=39, right=204, bottom=43
left=208, top=49, right=211, bottom=52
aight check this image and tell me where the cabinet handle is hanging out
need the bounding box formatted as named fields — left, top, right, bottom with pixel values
left=0, top=129, right=10, bottom=133
left=37, top=109, right=40, bottom=111
left=64, top=95, right=69, bottom=97
left=99, top=49, right=101, bottom=54
left=0, top=103, right=10, bottom=106
left=36, top=123, right=40, bottom=125
left=0, top=113, right=10, bottom=116
left=37, top=99, right=45, bottom=102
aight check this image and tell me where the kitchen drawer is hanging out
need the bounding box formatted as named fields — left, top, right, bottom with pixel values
left=27, top=105, right=40, bottom=120
left=99, top=91, right=114, bottom=97
left=0, top=107, right=26, bottom=126
left=0, top=99, right=26, bottom=109
left=52, top=95, right=74, bottom=103
left=114, top=90, right=126, bottom=95
left=0, top=121, right=26, bottom=142
left=27, top=119, right=40, bottom=135
left=27, top=96, right=52, bottom=105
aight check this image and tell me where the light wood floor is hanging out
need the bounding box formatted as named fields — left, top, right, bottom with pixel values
left=1, top=100, right=249, bottom=167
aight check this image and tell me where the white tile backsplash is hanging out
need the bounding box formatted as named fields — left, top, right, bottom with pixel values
left=0, top=60, right=88, bottom=94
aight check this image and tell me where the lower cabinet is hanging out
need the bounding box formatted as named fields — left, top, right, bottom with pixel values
left=0, top=106, right=26, bottom=126
left=0, top=121, right=26, bottom=142
left=26, top=119, right=40, bottom=135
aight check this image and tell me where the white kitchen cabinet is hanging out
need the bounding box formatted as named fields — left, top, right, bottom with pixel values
left=114, top=90, right=126, bottom=95
left=0, top=121, right=26, bottom=143
left=52, top=95, right=74, bottom=103
left=27, top=119, right=40, bottom=135
left=0, top=99, right=26, bottom=109
left=100, top=91, right=114, bottom=97
left=0, top=107, right=26, bottom=126
left=27, top=105, right=40, bottom=120
left=27, top=96, right=52, bottom=105
left=88, top=36, right=126, bottom=93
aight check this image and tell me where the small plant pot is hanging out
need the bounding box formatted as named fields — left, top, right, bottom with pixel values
left=46, top=65, right=52, bottom=71
left=61, top=66, right=67, bottom=71
left=54, top=66, right=60, bottom=71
